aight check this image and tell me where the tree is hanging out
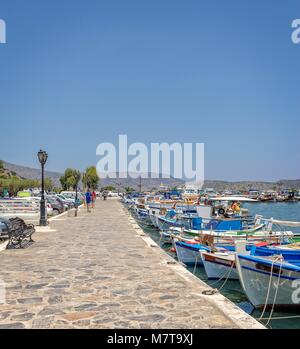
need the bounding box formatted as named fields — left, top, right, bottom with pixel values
left=101, top=185, right=116, bottom=192
left=44, top=178, right=54, bottom=192
left=60, top=168, right=81, bottom=190
left=124, top=186, right=135, bottom=193
left=82, top=166, right=99, bottom=190
left=73, top=170, right=81, bottom=189
left=0, top=160, right=4, bottom=171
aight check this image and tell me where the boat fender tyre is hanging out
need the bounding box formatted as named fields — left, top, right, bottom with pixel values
left=218, top=208, right=225, bottom=215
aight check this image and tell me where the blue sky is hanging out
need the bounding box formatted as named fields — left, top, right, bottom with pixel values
left=0, top=0, right=299, bottom=181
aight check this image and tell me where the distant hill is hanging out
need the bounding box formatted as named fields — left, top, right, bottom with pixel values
left=2, top=161, right=300, bottom=192
left=4, top=161, right=62, bottom=187
left=99, top=173, right=185, bottom=191
left=203, top=180, right=300, bottom=192
left=2, top=162, right=184, bottom=190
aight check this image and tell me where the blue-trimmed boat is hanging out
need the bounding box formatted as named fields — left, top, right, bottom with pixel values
left=235, top=253, right=300, bottom=309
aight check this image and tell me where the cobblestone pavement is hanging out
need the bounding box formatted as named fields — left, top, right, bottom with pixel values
left=0, top=199, right=264, bottom=329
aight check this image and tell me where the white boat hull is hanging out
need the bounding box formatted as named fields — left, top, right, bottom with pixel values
left=174, top=241, right=204, bottom=265
left=236, top=255, right=300, bottom=308
left=201, top=251, right=239, bottom=280
left=149, top=214, right=159, bottom=228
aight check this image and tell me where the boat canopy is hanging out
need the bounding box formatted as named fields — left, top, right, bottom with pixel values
left=267, top=218, right=300, bottom=227
left=210, top=196, right=258, bottom=202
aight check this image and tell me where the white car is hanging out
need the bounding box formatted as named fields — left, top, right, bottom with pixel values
left=107, top=191, right=119, bottom=197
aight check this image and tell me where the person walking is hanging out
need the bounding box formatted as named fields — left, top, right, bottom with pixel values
left=103, top=190, right=108, bottom=201
left=91, top=190, right=97, bottom=208
left=85, top=188, right=92, bottom=212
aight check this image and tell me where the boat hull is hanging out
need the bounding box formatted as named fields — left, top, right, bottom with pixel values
left=201, top=251, right=239, bottom=280
left=174, top=240, right=208, bottom=265
left=236, top=255, right=300, bottom=309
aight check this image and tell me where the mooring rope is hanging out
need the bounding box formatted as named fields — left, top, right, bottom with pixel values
left=201, top=254, right=235, bottom=295
left=265, top=258, right=283, bottom=327
left=258, top=314, right=300, bottom=320
left=258, top=255, right=282, bottom=321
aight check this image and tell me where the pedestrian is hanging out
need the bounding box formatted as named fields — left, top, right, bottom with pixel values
left=103, top=190, right=108, bottom=201
left=91, top=190, right=97, bottom=208
left=85, top=188, right=92, bottom=212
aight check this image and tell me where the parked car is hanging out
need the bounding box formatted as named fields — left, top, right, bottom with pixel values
left=55, top=194, right=75, bottom=209
left=60, top=191, right=84, bottom=203
left=17, top=196, right=53, bottom=216
left=0, top=217, right=9, bottom=237
left=46, top=196, right=65, bottom=215
left=107, top=191, right=119, bottom=197
left=51, top=196, right=68, bottom=211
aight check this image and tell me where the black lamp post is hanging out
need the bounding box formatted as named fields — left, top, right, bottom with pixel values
left=37, top=149, right=48, bottom=226
left=74, top=171, right=81, bottom=217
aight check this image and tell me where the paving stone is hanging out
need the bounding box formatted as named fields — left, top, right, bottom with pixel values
left=25, top=283, right=48, bottom=289
left=17, top=297, right=43, bottom=304
left=32, top=316, right=55, bottom=329
left=0, top=312, right=11, bottom=321
left=61, top=311, right=97, bottom=321
left=38, top=307, right=64, bottom=316
left=74, top=303, right=98, bottom=311
left=48, top=296, right=63, bottom=304
left=0, top=322, right=26, bottom=329
left=11, top=313, right=35, bottom=321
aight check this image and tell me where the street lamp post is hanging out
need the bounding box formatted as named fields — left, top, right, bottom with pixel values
left=74, top=171, right=81, bottom=217
left=37, top=149, right=48, bottom=226
left=75, top=184, right=78, bottom=217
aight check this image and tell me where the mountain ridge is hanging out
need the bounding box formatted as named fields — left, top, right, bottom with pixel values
left=2, top=161, right=300, bottom=191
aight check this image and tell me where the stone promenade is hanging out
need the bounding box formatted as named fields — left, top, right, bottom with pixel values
left=0, top=199, right=264, bottom=329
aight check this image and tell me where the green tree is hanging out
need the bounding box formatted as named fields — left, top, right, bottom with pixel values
left=82, top=166, right=99, bottom=190
left=101, top=185, right=116, bottom=192
left=124, top=186, right=135, bottom=193
left=60, top=168, right=81, bottom=190
left=0, top=160, right=4, bottom=171
left=44, top=178, right=54, bottom=192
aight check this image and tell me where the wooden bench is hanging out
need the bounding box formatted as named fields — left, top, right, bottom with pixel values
left=1, top=217, right=35, bottom=249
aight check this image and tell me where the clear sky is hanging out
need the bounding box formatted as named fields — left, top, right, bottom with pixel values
left=0, top=0, right=299, bottom=181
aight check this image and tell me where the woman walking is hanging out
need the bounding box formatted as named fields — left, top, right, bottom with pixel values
left=91, top=190, right=97, bottom=208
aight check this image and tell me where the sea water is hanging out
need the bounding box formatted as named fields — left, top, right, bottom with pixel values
left=136, top=202, right=300, bottom=329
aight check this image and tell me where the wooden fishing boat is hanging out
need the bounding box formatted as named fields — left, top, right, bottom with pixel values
left=173, top=240, right=211, bottom=265
left=200, top=250, right=239, bottom=280
left=201, top=242, right=300, bottom=282
left=235, top=253, right=300, bottom=309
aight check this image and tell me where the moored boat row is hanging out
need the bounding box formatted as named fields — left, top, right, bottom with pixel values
left=123, top=193, right=300, bottom=313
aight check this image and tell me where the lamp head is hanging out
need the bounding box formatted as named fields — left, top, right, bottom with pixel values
left=37, top=150, right=48, bottom=165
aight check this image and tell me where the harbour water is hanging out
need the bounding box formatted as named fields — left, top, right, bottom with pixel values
left=135, top=202, right=300, bottom=329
